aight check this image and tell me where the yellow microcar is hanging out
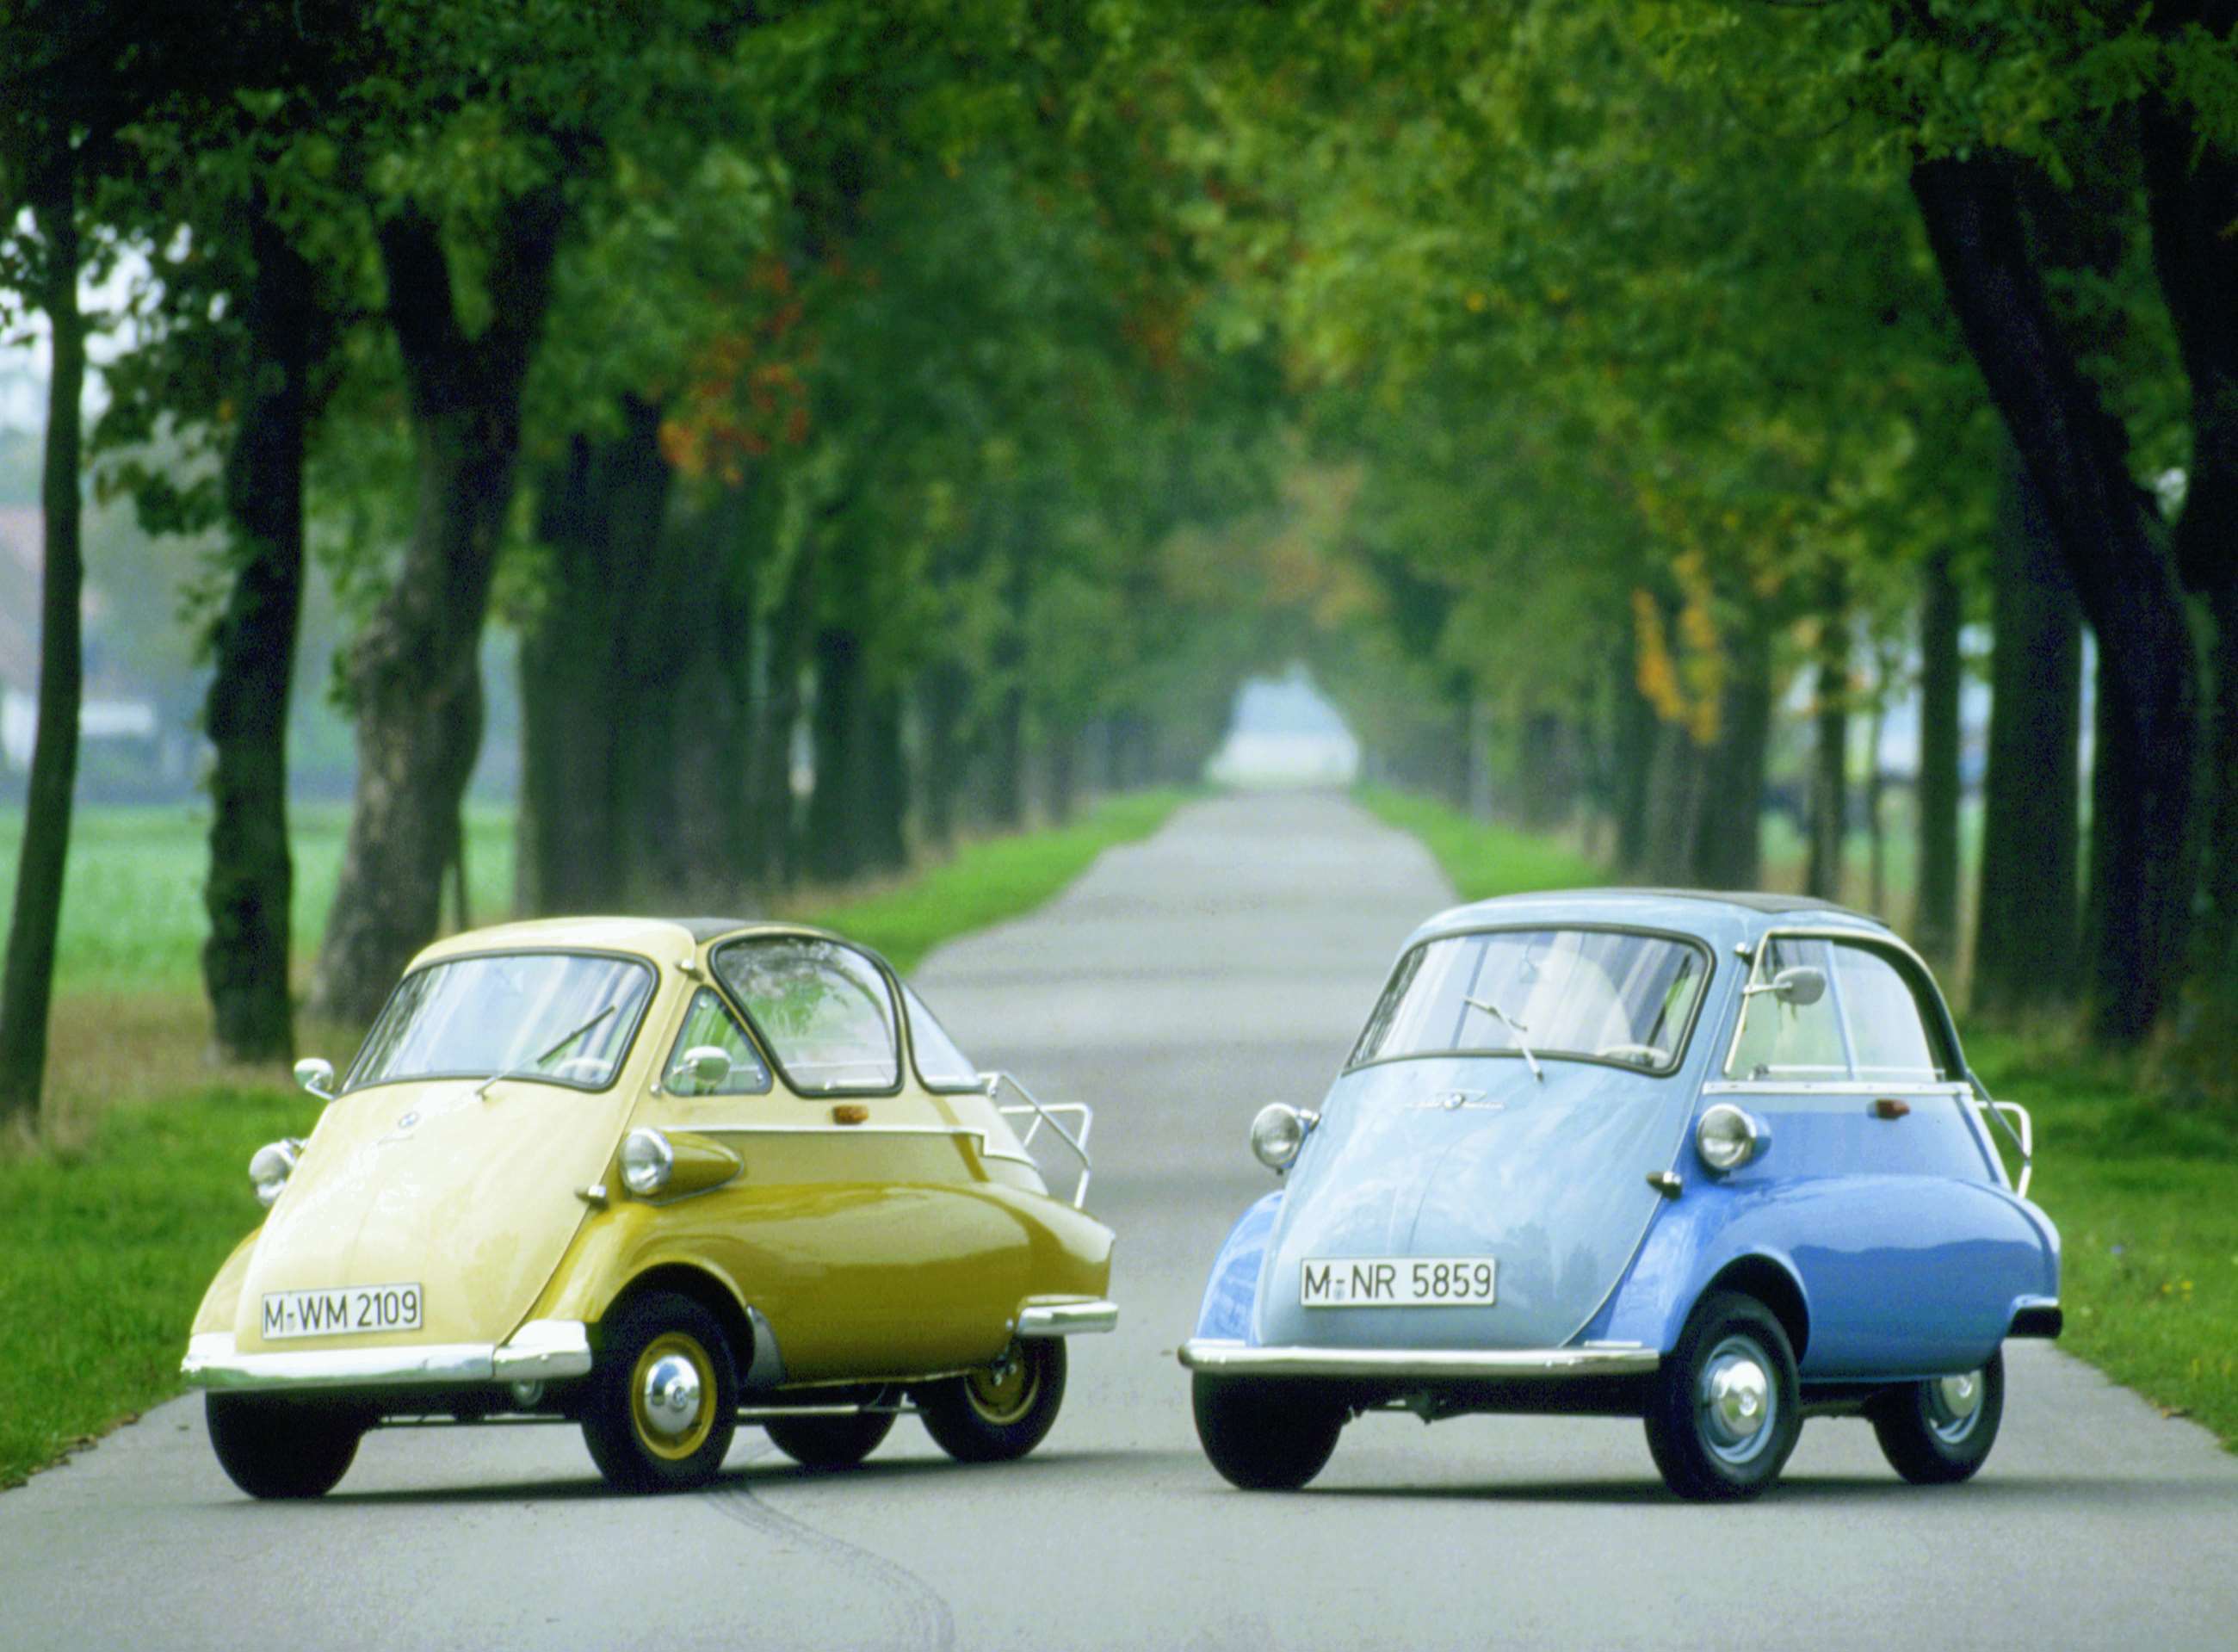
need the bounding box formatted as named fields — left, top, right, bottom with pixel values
left=181, top=918, right=1116, bottom=1496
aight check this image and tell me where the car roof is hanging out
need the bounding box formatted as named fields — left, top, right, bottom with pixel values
left=410, top=915, right=835, bottom=968
left=1404, top=887, right=1893, bottom=955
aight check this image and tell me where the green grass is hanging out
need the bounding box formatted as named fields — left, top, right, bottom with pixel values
left=1367, top=786, right=2238, bottom=1453
left=0, top=787, right=1190, bottom=1488
left=0, top=804, right=517, bottom=997
left=799, top=789, right=1191, bottom=973
left=1355, top=785, right=1604, bottom=899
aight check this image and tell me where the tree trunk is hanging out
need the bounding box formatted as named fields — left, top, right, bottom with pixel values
left=1912, top=155, right=2198, bottom=1044
left=1610, top=666, right=1658, bottom=875
left=863, top=677, right=908, bottom=872
left=986, top=548, right=1029, bottom=829
left=2142, top=81, right=2238, bottom=1036
left=0, top=160, right=83, bottom=1123
left=1805, top=582, right=1849, bottom=903
left=1690, top=622, right=1771, bottom=890
left=807, top=622, right=866, bottom=883
left=1973, top=442, right=2084, bottom=1016
left=202, top=207, right=314, bottom=1062
left=311, top=191, right=566, bottom=1024
left=919, top=660, right=969, bottom=852
left=751, top=548, right=815, bottom=892
left=1913, top=548, right=1963, bottom=959
left=1045, top=722, right=1079, bottom=826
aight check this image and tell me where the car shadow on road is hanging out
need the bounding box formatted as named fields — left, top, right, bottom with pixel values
left=1308, top=1470, right=2238, bottom=1507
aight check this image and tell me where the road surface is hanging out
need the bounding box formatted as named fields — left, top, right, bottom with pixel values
left=3, top=791, right=2235, bottom=1649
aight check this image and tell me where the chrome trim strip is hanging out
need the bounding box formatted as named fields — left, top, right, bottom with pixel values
left=1703, top=1080, right=1974, bottom=1097
left=491, top=1319, right=594, bottom=1383
left=1176, top=1339, right=1659, bottom=1379
left=1017, top=1299, right=1119, bottom=1337
left=182, top=1321, right=593, bottom=1392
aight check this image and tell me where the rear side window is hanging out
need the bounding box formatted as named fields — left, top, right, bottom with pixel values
left=1834, top=945, right=1945, bottom=1083
left=713, top=936, right=899, bottom=1093
left=1725, top=937, right=1948, bottom=1083
left=904, top=985, right=984, bottom=1091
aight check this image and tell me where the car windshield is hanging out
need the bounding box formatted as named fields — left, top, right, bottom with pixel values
left=1349, top=927, right=1708, bottom=1074
left=349, top=952, right=657, bottom=1092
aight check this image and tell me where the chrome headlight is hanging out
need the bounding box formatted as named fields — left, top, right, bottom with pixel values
left=249, top=1139, right=301, bottom=1208
left=1696, top=1104, right=1762, bottom=1172
left=619, top=1128, right=674, bottom=1197
left=1250, top=1103, right=1314, bottom=1172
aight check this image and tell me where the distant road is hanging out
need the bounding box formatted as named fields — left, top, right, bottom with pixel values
left=3, top=790, right=2235, bottom=1649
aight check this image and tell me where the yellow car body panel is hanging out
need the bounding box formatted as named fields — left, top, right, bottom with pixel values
left=184, top=916, right=1115, bottom=1401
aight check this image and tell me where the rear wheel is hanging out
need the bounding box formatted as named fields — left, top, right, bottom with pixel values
left=580, top=1291, right=738, bottom=1493
left=1870, top=1352, right=2005, bottom=1484
left=1191, top=1374, right=1345, bottom=1491
left=764, top=1406, right=898, bottom=1469
left=205, top=1394, right=366, bottom=1500
left=1643, top=1290, right=1802, bottom=1501
left=916, top=1339, right=1066, bottom=1463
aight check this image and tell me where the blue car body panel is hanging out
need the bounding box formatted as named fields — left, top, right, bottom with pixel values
left=1191, top=888, right=2062, bottom=1389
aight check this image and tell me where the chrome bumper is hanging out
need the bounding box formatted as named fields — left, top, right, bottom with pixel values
left=181, top=1319, right=593, bottom=1394
left=1017, top=1299, right=1119, bottom=1337
left=1178, top=1339, right=1659, bottom=1380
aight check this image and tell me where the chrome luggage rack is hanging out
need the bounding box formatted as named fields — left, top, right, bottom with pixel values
left=980, top=1070, right=1094, bottom=1209
left=1969, top=1080, right=2035, bottom=1198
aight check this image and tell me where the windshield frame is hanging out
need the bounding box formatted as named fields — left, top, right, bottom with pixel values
left=342, top=946, right=662, bottom=1097
left=1343, top=921, right=1716, bottom=1079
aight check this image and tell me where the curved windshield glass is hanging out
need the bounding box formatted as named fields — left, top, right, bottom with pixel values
left=1349, top=928, right=1708, bottom=1074
left=349, top=952, right=656, bottom=1092
left=713, top=936, right=899, bottom=1092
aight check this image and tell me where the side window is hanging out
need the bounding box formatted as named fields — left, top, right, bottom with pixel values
left=713, top=937, right=900, bottom=1093
left=662, top=989, right=772, bottom=1096
left=903, top=985, right=984, bottom=1091
left=1833, top=944, right=1945, bottom=1084
left=1725, top=938, right=1848, bottom=1081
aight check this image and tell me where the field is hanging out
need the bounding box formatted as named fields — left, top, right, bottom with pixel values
left=1358, top=787, right=2238, bottom=1454
left=0, top=789, right=1189, bottom=1488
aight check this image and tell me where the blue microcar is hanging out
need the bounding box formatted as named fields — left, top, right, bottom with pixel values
left=1179, top=889, right=2061, bottom=1500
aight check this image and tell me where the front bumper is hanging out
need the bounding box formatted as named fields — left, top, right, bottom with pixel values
left=181, top=1319, right=593, bottom=1394
left=1178, top=1339, right=1660, bottom=1380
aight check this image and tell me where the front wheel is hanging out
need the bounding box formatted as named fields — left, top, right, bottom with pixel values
left=205, top=1394, right=366, bottom=1500
left=915, top=1339, right=1066, bottom=1463
left=580, top=1291, right=739, bottom=1493
left=1643, top=1290, right=1802, bottom=1501
left=1870, top=1352, right=2005, bottom=1484
left=1191, top=1374, right=1345, bottom=1491
left=764, top=1406, right=898, bottom=1469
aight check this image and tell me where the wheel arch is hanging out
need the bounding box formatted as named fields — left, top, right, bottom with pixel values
left=1700, top=1253, right=1810, bottom=1364
left=597, top=1262, right=757, bottom=1382
left=1193, top=1190, right=1285, bottom=1342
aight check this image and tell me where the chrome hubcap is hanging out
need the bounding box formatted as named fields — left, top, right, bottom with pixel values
left=1698, top=1337, right=1775, bottom=1464
left=640, top=1354, right=704, bottom=1439
left=1926, top=1370, right=1984, bottom=1442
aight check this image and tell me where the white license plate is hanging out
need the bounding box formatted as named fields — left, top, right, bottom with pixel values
left=261, top=1284, right=423, bottom=1340
left=1301, top=1257, right=1496, bottom=1309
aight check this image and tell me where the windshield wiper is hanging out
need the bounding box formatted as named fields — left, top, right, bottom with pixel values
left=474, top=1003, right=618, bottom=1102
left=1463, top=994, right=1543, bottom=1083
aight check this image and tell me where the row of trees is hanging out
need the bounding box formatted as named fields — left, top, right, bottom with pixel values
left=0, top=2, right=1298, bottom=1123
left=5, top=2, right=2235, bottom=1122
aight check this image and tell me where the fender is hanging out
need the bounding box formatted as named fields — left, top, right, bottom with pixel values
left=1192, top=1191, right=1284, bottom=1344
left=1586, top=1186, right=1812, bottom=1360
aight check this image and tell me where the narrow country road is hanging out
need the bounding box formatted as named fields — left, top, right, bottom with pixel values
left=3, top=791, right=2235, bottom=1649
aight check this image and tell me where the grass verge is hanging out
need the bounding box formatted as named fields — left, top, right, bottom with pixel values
left=1367, top=787, right=2238, bottom=1453
left=0, top=787, right=1191, bottom=1489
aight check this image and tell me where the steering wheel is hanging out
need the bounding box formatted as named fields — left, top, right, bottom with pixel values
left=1594, top=1043, right=1666, bottom=1068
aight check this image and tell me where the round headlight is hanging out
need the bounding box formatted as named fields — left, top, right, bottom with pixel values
left=620, top=1128, right=674, bottom=1197
left=1250, top=1104, right=1309, bottom=1172
left=1696, top=1104, right=1759, bottom=1172
left=249, top=1139, right=300, bottom=1209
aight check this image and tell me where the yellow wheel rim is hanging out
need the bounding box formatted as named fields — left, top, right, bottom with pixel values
left=964, top=1344, right=1038, bottom=1426
left=630, top=1333, right=716, bottom=1462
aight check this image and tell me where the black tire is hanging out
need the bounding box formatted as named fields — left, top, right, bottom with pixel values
left=1870, top=1350, right=2005, bottom=1485
left=764, top=1407, right=898, bottom=1469
left=205, top=1393, right=365, bottom=1500
left=579, top=1291, right=739, bottom=1493
left=915, top=1339, right=1066, bottom=1463
left=1191, top=1374, right=1345, bottom=1492
left=1643, top=1290, right=1802, bottom=1501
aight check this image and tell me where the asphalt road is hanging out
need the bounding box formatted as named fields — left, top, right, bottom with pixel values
left=5, top=790, right=2236, bottom=1650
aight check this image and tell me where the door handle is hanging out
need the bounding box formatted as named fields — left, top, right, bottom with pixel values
left=1870, top=1098, right=1910, bottom=1120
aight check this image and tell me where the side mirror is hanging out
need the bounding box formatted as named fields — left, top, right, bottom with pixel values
left=681, top=1046, right=733, bottom=1092
left=294, top=1057, right=335, bottom=1100
left=1745, top=964, right=1827, bottom=1008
